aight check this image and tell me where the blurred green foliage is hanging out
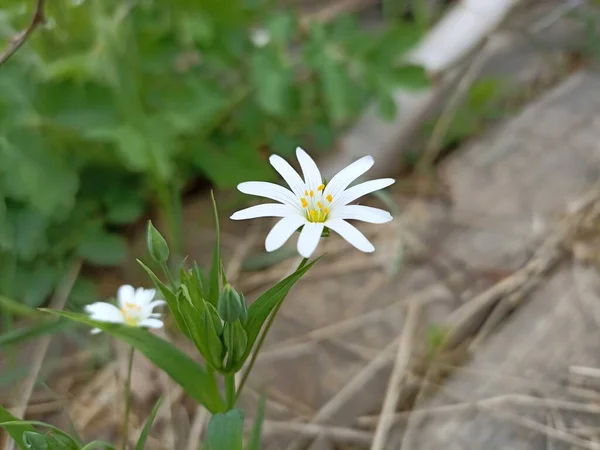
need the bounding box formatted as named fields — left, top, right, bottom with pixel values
left=0, top=0, right=428, bottom=310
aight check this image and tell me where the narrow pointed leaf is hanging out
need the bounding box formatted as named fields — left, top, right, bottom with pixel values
left=41, top=310, right=225, bottom=413
left=135, top=397, right=162, bottom=450
left=137, top=259, right=192, bottom=340
left=231, top=258, right=319, bottom=372
left=208, top=191, right=221, bottom=307
left=248, top=394, right=266, bottom=450
left=0, top=404, right=36, bottom=449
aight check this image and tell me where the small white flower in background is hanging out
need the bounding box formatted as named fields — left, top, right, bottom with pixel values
left=250, top=28, right=270, bottom=47
left=231, top=147, right=395, bottom=258
left=85, top=285, right=165, bottom=334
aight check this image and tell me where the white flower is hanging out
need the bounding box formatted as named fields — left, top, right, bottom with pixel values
left=85, top=285, right=165, bottom=334
left=250, top=28, right=270, bottom=47
left=231, top=147, right=395, bottom=258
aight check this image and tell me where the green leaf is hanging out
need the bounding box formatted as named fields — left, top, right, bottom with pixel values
left=206, top=409, right=244, bottom=450
left=76, top=229, right=127, bottom=266
left=266, top=12, right=295, bottom=47
left=378, top=92, right=397, bottom=121
left=135, top=397, right=162, bottom=450
left=231, top=258, right=319, bottom=372
left=43, top=432, right=79, bottom=450
left=208, top=191, right=221, bottom=307
left=23, top=431, right=48, bottom=450
left=0, top=404, right=36, bottom=449
left=248, top=395, right=266, bottom=450
left=5, top=208, right=48, bottom=261
left=16, top=264, right=59, bottom=307
left=41, top=310, right=225, bottom=413
left=250, top=50, right=292, bottom=117
left=104, top=194, right=145, bottom=225
left=318, top=57, right=353, bottom=124
left=0, top=418, right=80, bottom=450
left=137, top=259, right=192, bottom=340
left=393, top=64, right=429, bottom=90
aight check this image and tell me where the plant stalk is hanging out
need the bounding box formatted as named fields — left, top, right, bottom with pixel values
left=225, top=374, right=236, bottom=410
left=122, top=346, right=135, bottom=450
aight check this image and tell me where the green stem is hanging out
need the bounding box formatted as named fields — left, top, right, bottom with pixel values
left=225, top=374, right=236, bottom=410
left=236, top=257, right=308, bottom=401
left=122, top=346, right=135, bottom=450
left=160, top=261, right=177, bottom=291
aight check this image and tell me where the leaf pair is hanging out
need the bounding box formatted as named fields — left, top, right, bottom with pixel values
left=0, top=398, right=161, bottom=450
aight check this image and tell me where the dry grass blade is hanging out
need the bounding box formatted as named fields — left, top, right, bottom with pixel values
left=370, top=302, right=422, bottom=450
left=261, top=420, right=373, bottom=446
left=6, top=259, right=82, bottom=450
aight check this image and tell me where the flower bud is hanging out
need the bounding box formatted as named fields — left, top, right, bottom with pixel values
left=217, top=284, right=245, bottom=323
left=224, top=321, right=248, bottom=369
left=206, top=301, right=223, bottom=336
left=146, top=220, right=170, bottom=264
left=201, top=305, right=225, bottom=370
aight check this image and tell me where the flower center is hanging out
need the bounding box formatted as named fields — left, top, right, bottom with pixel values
left=122, top=302, right=142, bottom=326
left=300, top=184, right=333, bottom=223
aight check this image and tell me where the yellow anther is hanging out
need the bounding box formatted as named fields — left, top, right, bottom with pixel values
left=326, top=194, right=333, bottom=203
left=309, top=209, right=317, bottom=218
left=317, top=184, right=325, bottom=192
left=304, top=190, right=309, bottom=196
left=301, top=198, right=308, bottom=208
left=323, top=207, right=329, bottom=214
left=309, top=190, right=314, bottom=197
left=317, top=201, right=323, bottom=209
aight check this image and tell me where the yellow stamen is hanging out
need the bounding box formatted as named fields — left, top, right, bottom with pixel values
left=326, top=194, right=333, bottom=203
left=317, top=201, right=323, bottom=209
left=309, top=190, right=314, bottom=197
left=317, top=184, right=325, bottom=192
left=309, top=209, right=317, bottom=219
left=323, top=207, right=329, bottom=214
left=304, top=190, right=309, bottom=196
left=301, top=198, right=308, bottom=208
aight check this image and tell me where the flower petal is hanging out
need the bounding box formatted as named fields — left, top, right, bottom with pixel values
left=324, top=156, right=374, bottom=199
left=139, top=318, right=164, bottom=329
left=117, top=285, right=135, bottom=308
left=296, top=147, right=322, bottom=190
left=333, top=178, right=395, bottom=207
left=85, top=302, right=125, bottom=323
left=297, top=222, right=324, bottom=258
left=135, top=288, right=156, bottom=305
left=237, top=181, right=299, bottom=208
left=325, top=219, right=375, bottom=253
left=148, top=300, right=166, bottom=309
left=90, top=328, right=102, bottom=334
left=231, top=203, right=298, bottom=220
left=330, top=205, right=393, bottom=223
left=269, top=154, right=306, bottom=197
left=265, top=216, right=306, bottom=252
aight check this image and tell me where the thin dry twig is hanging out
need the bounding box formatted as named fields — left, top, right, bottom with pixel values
left=186, top=406, right=210, bottom=450
left=261, top=420, right=373, bottom=446
left=370, top=302, right=422, bottom=450
left=360, top=394, right=600, bottom=427
left=6, top=259, right=81, bottom=450
left=417, top=37, right=492, bottom=171
left=0, top=0, right=46, bottom=67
